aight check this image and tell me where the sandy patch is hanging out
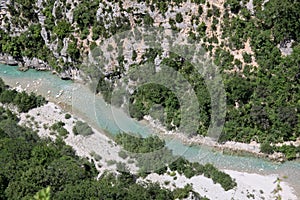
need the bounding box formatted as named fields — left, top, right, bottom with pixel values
left=18, top=102, right=139, bottom=177
left=140, top=170, right=297, bottom=200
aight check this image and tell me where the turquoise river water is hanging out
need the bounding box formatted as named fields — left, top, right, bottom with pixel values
left=0, top=64, right=299, bottom=194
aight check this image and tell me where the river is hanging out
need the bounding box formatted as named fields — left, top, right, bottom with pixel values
left=0, top=64, right=299, bottom=195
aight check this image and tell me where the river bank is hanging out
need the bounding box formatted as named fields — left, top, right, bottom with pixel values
left=142, top=115, right=300, bottom=163
left=0, top=53, right=81, bottom=80
left=12, top=95, right=299, bottom=200
left=0, top=64, right=300, bottom=198
left=1, top=60, right=298, bottom=163
left=17, top=102, right=139, bottom=177
left=142, top=169, right=297, bottom=200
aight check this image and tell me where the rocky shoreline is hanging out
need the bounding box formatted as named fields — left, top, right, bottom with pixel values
left=0, top=53, right=80, bottom=80
left=142, top=115, right=299, bottom=163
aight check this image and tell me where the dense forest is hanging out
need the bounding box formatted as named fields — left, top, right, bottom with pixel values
left=0, top=0, right=299, bottom=156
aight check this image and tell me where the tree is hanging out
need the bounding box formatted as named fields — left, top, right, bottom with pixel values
left=143, top=13, right=154, bottom=26
left=175, top=13, right=183, bottom=23
left=67, top=41, right=80, bottom=61
left=225, top=0, right=241, bottom=14
left=53, top=20, right=72, bottom=39
left=260, top=0, right=300, bottom=44
left=33, top=187, right=51, bottom=200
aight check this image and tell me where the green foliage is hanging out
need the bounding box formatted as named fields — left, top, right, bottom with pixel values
left=197, top=22, right=207, bottom=38
left=202, top=163, right=237, bottom=191
left=129, top=83, right=181, bottom=130
left=51, top=121, right=69, bottom=138
left=67, top=41, right=80, bottom=62
left=0, top=112, right=97, bottom=199
left=53, top=20, right=72, bottom=39
left=225, top=0, right=241, bottom=14
left=260, top=142, right=274, bottom=154
left=118, top=150, right=128, bottom=159
left=192, top=0, right=206, bottom=4
left=73, top=0, right=99, bottom=30
left=0, top=79, right=46, bottom=112
left=64, top=114, right=71, bottom=119
left=1, top=0, right=299, bottom=167
left=33, top=186, right=51, bottom=200
left=115, top=133, right=165, bottom=153
left=116, top=133, right=236, bottom=191
left=90, top=151, right=102, bottom=161
left=116, top=133, right=174, bottom=175
left=175, top=13, right=183, bottom=23
left=173, top=184, right=193, bottom=199
left=96, top=76, right=113, bottom=102
left=242, top=52, right=252, bottom=63
left=53, top=176, right=175, bottom=200
left=259, top=0, right=300, bottom=44
left=274, top=145, right=300, bottom=160
left=11, top=0, right=38, bottom=22
left=169, top=158, right=236, bottom=191
left=143, top=13, right=154, bottom=26
left=73, top=121, right=94, bottom=136
left=116, top=162, right=129, bottom=173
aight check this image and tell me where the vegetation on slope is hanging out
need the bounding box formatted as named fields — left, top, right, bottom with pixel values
left=0, top=78, right=46, bottom=112
left=115, top=133, right=237, bottom=191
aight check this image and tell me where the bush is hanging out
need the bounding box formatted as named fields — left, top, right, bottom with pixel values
left=118, top=150, right=128, bottom=159
left=260, top=142, right=274, bottom=154
left=73, top=121, right=93, bottom=136
left=106, top=160, right=117, bottom=166
left=275, top=145, right=300, bottom=160
left=51, top=121, right=68, bottom=138
left=90, top=151, right=102, bottom=161
left=116, top=162, right=129, bottom=172
left=65, top=113, right=71, bottom=119
left=115, top=133, right=165, bottom=153
left=57, top=128, right=69, bottom=138
left=175, top=13, right=183, bottom=23
left=243, top=52, right=252, bottom=63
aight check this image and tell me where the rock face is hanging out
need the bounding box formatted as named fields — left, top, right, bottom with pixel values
left=22, top=57, right=51, bottom=71
left=0, top=53, right=81, bottom=80
left=0, top=54, right=49, bottom=69
left=59, top=67, right=81, bottom=80
left=0, top=54, right=18, bottom=66
left=268, top=152, right=286, bottom=163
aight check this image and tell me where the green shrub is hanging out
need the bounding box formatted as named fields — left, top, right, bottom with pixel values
left=106, top=160, right=117, bottom=166
left=275, top=145, right=300, bottom=160
left=65, top=113, right=71, bottom=119
left=118, top=150, right=128, bottom=159
left=260, top=142, right=274, bottom=154
left=73, top=121, right=93, bottom=136
left=90, top=151, right=102, bottom=161
left=175, top=13, right=183, bottom=23
left=51, top=121, right=68, bottom=138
